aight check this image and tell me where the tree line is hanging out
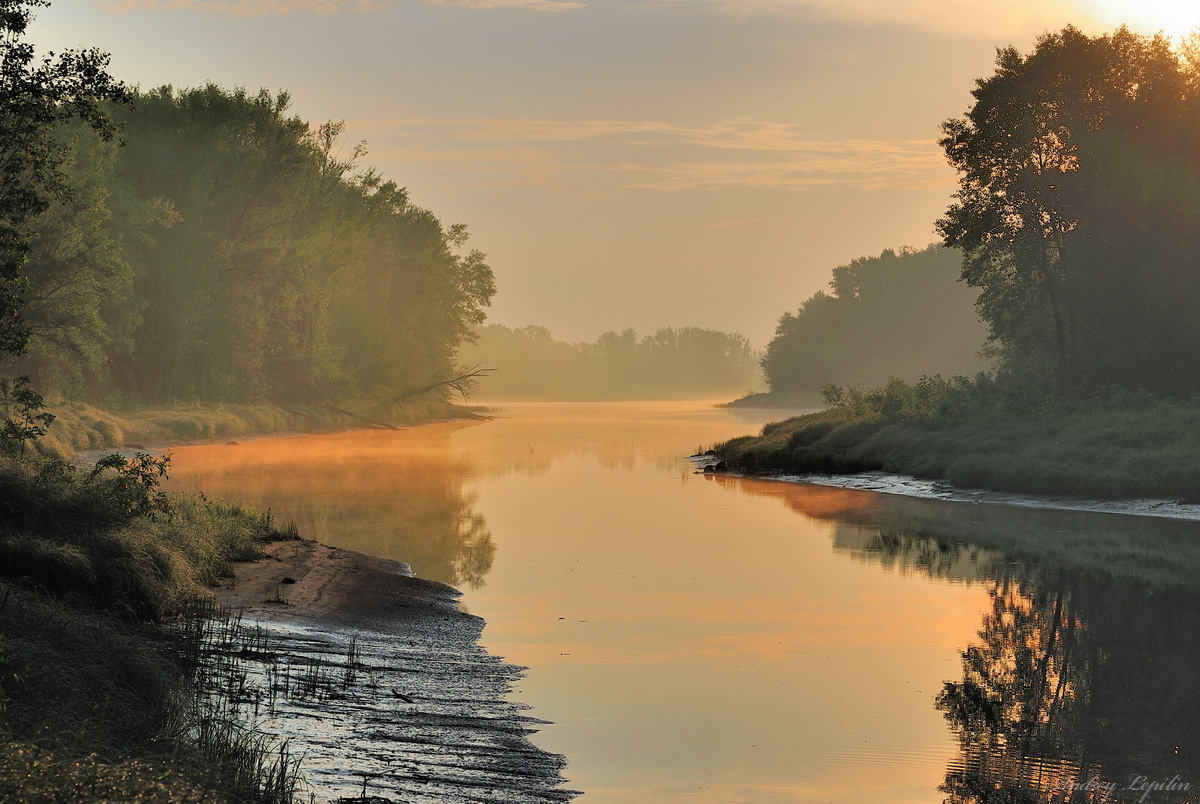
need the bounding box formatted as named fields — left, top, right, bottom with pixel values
left=760, top=244, right=989, bottom=399
left=764, top=26, right=1200, bottom=405
left=2, top=11, right=493, bottom=412
left=459, top=324, right=761, bottom=400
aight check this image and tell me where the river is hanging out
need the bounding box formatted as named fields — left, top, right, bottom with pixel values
left=162, top=400, right=1200, bottom=804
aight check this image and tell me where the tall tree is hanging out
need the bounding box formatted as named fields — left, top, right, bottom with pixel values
left=938, top=26, right=1200, bottom=394
left=0, top=0, right=128, bottom=358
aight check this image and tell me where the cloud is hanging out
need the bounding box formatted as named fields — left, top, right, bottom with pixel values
left=98, top=0, right=584, bottom=16
left=423, top=0, right=585, bottom=10
left=651, top=0, right=1101, bottom=40
left=352, top=116, right=954, bottom=193
left=98, top=0, right=387, bottom=16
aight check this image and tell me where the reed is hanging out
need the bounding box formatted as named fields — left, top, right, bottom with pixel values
left=0, top=446, right=312, bottom=802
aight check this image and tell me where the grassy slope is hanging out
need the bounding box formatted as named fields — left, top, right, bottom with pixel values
left=0, top=449, right=304, bottom=803
left=35, top=396, right=466, bottom=460
left=717, top=398, right=1200, bottom=502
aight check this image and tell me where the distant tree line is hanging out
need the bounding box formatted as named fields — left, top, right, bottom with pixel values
left=4, top=83, right=494, bottom=409
left=940, top=25, right=1200, bottom=396
left=760, top=244, right=990, bottom=398
left=459, top=324, right=761, bottom=400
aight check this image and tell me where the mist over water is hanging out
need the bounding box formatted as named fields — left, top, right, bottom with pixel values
left=164, top=402, right=1200, bottom=803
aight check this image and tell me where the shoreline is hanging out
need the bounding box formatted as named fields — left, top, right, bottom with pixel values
left=45, top=398, right=489, bottom=464
left=71, top=409, right=492, bottom=469
left=724, top=467, right=1200, bottom=521
left=210, top=538, right=578, bottom=803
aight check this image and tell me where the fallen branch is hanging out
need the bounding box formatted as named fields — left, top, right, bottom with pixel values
left=322, top=404, right=400, bottom=430
left=390, top=363, right=495, bottom=404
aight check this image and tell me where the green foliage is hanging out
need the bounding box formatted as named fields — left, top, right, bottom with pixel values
left=719, top=379, right=1200, bottom=502
left=0, top=451, right=284, bottom=620
left=88, top=451, right=172, bottom=519
left=0, top=376, right=54, bottom=451
left=458, top=323, right=761, bottom=400
left=10, top=83, right=493, bottom=410
left=760, top=245, right=990, bottom=397
left=0, top=0, right=129, bottom=357
left=940, top=26, right=1200, bottom=396
left=0, top=441, right=309, bottom=802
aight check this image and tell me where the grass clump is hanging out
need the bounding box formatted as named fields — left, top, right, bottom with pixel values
left=0, top=407, right=307, bottom=803
left=717, top=375, right=1200, bottom=502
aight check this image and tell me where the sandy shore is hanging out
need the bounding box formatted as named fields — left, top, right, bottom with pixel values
left=209, top=539, right=578, bottom=804
left=214, top=538, right=458, bottom=631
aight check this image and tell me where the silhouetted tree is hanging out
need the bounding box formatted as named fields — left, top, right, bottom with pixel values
left=939, top=26, right=1200, bottom=395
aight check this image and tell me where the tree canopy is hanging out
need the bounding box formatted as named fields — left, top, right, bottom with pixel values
left=0, top=0, right=128, bottom=357
left=939, top=25, right=1200, bottom=396
left=7, top=84, right=494, bottom=410
left=760, top=244, right=989, bottom=398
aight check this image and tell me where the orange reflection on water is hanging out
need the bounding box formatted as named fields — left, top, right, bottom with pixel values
left=164, top=402, right=993, bottom=803
left=164, top=422, right=494, bottom=586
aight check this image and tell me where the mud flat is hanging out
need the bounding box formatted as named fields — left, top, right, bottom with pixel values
left=771, top=470, right=1200, bottom=521
left=209, top=539, right=578, bottom=803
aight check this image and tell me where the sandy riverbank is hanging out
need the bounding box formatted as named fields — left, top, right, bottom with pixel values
left=209, top=539, right=578, bottom=803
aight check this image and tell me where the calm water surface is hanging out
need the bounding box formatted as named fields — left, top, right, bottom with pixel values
left=163, top=401, right=1200, bottom=803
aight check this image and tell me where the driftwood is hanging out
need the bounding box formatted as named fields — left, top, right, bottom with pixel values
left=389, top=363, right=495, bottom=404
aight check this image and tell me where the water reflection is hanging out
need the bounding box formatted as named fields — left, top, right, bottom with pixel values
left=163, top=424, right=496, bottom=588
left=725, top=477, right=1200, bottom=803
left=161, top=403, right=1200, bottom=802
left=938, top=573, right=1200, bottom=804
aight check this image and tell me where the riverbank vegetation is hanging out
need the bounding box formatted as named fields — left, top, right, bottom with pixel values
left=459, top=324, right=761, bottom=400
left=0, top=434, right=308, bottom=802
left=0, top=0, right=486, bottom=798
left=6, top=85, right=493, bottom=416
left=31, top=395, right=467, bottom=462
left=718, top=376, right=1200, bottom=501
left=723, top=26, right=1200, bottom=502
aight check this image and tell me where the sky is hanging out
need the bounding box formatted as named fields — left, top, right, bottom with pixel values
left=29, top=0, right=1200, bottom=348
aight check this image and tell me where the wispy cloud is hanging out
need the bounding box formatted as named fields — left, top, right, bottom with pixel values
left=98, top=0, right=387, bottom=16
left=352, top=116, right=953, bottom=192
left=98, top=0, right=584, bottom=15
left=652, top=0, right=1095, bottom=39
left=423, top=0, right=585, bottom=10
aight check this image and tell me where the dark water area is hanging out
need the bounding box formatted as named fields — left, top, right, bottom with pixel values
left=733, top=479, right=1200, bottom=803
left=163, top=402, right=1200, bottom=803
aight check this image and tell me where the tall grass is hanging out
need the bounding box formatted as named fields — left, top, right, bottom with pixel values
left=717, top=376, right=1200, bottom=501
left=0, top=447, right=308, bottom=802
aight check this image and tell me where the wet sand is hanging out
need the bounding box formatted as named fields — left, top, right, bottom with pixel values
left=775, top=470, right=1200, bottom=520
left=212, top=539, right=579, bottom=803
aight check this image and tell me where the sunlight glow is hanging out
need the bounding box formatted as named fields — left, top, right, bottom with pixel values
left=1075, top=0, right=1200, bottom=40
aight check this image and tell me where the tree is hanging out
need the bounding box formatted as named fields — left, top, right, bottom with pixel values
left=0, top=0, right=129, bottom=358
left=938, top=26, right=1200, bottom=395
left=760, top=245, right=988, bottom=397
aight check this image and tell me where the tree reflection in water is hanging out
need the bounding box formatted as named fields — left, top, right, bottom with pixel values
left=162, top=424, right=497, bottom=589
left=937, top=573, right=1200, bottom=804
left=723, top=477, right=1200, bottom=804
left=937, top=577, right=1093, bottom=802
